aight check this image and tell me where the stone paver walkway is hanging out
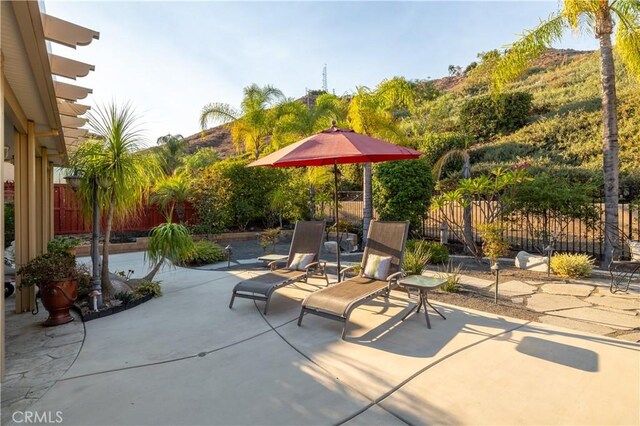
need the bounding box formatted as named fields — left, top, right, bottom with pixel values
left=2, top=299, right=84, bottom=426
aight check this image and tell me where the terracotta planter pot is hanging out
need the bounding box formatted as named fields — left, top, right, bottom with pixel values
left=39, top=278, right=78, bottom=327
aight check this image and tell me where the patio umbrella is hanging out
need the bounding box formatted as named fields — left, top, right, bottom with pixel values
left=249, top=125, right=421, bottom=280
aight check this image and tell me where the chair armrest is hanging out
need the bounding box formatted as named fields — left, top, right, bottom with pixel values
left=339, top=265, right=359, bottom=280
left=305, top=261, right=325, bottom=271
left=386, top=271, right=405, bottom=290
left=268, top=260, right=286, bottom=271
left=387, top=271, right=405, bottom=283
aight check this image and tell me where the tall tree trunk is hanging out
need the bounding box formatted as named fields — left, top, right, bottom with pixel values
left=176, top=202, right=185, bottom=224
left=100, top=191, right=116, bottom=298
left=309, top=184, right=316, bottom=219
left=362, top=163, right=373, bottom=247
left=462, top=156, right=475, bottom=255
left=598, top=25, right=619, bottom=266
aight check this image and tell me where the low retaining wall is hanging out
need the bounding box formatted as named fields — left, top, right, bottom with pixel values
left=76, top=230, right=295, bottom=256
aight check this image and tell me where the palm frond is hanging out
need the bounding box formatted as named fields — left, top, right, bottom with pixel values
left=433, top=149, right=470, bottom=180
left=491, top=13, right=568, bottom=91
left=199, top=102, right=239, bottom=130
left=613, top=4, right=640, bottom=77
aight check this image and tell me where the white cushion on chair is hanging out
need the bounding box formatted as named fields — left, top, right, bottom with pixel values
left=289, top=253, right=315, bottom=270
left=363, top=254, right=392, bottom=280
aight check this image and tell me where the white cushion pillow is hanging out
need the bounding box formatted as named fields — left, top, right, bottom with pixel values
left=289, top=253, right=315, bottom=270
left=363, top=254, right=392, bottom=280
left=629, top=241, right=640, bottom=261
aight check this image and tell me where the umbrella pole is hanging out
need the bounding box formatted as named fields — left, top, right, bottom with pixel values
left=334, top=160, right=341, bottom=282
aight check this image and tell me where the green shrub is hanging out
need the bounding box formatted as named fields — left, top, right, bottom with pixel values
left=4, top=203, right=14, bottom=248
left=479, top=224, right=510, bottom=263
left=259, top=228, right=281, bottom=253
left=406, top=240, right=449, bottom=264
left=440, top=264, right=463, bottom=293
left=114, top=291, right=135, bottom=304
left=372, top=159, right=434, bottom=232
left=133, top=281, right=163, bottom=298
left=181, top=240, right=226, bottom=266
left=417, top=132, right=472, bottom=166
left=47, top=236, right=81, bottom=254
left=403, top=241, right=432, bottom=275
left=551, top=253, right=594, bottom=279
left=191, top=159, right=287, bottom=232
left=460, top=92, right=533, bottom=140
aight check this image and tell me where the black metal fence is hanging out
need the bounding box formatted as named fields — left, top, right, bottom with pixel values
left=333, top=191, right=639, bottom=258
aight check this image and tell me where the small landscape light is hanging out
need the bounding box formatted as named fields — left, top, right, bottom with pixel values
left=225, top=245, right=232, bottom=268
left=491, top=262, right=500, bottom=304
left=88, top=290, right=102, bottom=312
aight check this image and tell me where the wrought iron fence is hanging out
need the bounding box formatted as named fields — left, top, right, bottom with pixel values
left=334, top=190, right=639, bottom=259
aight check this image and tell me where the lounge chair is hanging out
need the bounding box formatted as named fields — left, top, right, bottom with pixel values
left=297, top=220, right=409, bottom=339
left=229, top=221, right=328, bottom=314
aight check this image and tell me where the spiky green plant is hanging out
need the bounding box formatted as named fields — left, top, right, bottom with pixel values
left=151, top=173, right=193, bottom=223
left=491, top=0, right=640, bottom=265
left=147, top=222, right=194, bottom=268
left=70, top=102, right=161, bottom=297
left=402, top=240, right=433, bottom=276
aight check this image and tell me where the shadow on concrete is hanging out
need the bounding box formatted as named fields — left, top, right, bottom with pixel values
left=516, top=336, right=599, bottom=372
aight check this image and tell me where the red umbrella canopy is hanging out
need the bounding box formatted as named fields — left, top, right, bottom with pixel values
left=248, top=126, right=421, bottom=168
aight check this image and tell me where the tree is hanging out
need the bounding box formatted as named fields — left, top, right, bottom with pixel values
left=156, top=134, right=187, bottom=175
left=151, top=173, right=193, bottom=223
left=200, top=84, right=285, bottom=159
left=491, top=0, right=640, bottom=265
left=347, top=78, right=414, bottom=245
left=271, top=93, right=347, bottom=149
left=72, top=102, right=160, bottom=297
left=372, top=158, right=435, bottom=232
left=432, top=134, right=475, bottom=255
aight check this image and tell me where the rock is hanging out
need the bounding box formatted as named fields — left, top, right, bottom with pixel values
left=110, top=276, right=134, bottom=294
left=584, top=296, right=639, bottom=311
left=499, top=280, right=538, bottom=296
left=541, top=283, right=594, bottom=297
left=324, top=241, right=338, bottom=254
left=515, top=251, right=549, bottom=272
left=553, top=307, right=640, bottom=330
left=538, top=315, right=615, bottom=335
left=526, top=293, right=591, bottom=313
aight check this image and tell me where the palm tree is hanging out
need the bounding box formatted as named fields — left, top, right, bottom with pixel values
left=156, top=134, right=188, bottom=175
left=433, top=142, right=476, bottom=255
left=347, top=78, right=414, bottom=244
left=491, top=0, right=640, bottom=265
left=151, top=173, right=193, bottom=223
left=75, top=102, right=160, bottom=297
left=271, top=93, right=347, bottom=149
left=200, top=84, right=285, bottom=159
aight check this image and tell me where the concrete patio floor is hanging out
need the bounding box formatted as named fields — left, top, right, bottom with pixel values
left=4, top=252, right=640, bottom=425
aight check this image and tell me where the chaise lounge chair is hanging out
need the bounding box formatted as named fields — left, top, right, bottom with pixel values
left=229, top=221, right=328, bottom=314
left=297, top=220, right=409, bottom=339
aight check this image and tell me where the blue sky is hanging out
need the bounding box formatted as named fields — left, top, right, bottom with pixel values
left=46, top=1, right=599, bottom=146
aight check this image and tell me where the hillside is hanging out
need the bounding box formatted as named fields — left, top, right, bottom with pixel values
left=185, top=48, right=640, bottom=194
left=184, top=92, right=322, bottom=158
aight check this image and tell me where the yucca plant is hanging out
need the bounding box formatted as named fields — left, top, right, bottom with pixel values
left=403, top=240, right=433, bottom=276
left=139, top=222, right=194, bottom=283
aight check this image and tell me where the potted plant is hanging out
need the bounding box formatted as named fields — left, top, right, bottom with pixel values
left=17, top=250, right=80, bottom=326
left=47, top=236, right=81, bottom=256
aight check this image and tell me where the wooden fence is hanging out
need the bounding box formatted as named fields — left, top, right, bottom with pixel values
left=52, top=184, right=195, bottom=235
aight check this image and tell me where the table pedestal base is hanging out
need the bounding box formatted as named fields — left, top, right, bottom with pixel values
left=401, top=289, right=446, bottom=328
